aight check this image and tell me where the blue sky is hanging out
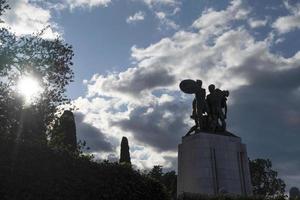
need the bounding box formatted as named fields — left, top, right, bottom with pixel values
left=47, top=0, right=300, bottom=98
left=3, top=0, right=300, bottom=191
left=55, top=0, right=206, bottom=98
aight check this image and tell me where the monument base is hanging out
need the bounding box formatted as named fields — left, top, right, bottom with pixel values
left=177, top=132, right=252, bottom=196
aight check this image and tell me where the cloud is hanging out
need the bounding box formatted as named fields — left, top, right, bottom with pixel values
left=86, top=66, right=176, bottom=100
left=75, top=112, right=114, bottom=152
left=113, top=99, right=189, bottom=151
left=142, top=0, right=178, bottom=7
left=73, top=0, right=300, bottom=188
left=65, top=0, right=111, bottom=9
left=273, top=15, right=300, bottom=34
left=0, top=0, right=60, bottom=39
left=155, top=11, right=179, bottom=30
left=138, top=0, right=180, bottom=31
left=248, top=18, right=268, bottom=28
left=126, top=11, right=145, bottom=24
left=192, top=0, right=249, bottom=35
left=0, top=0, right=113, bottom=39
left=272, top=1, right=300, bottom=34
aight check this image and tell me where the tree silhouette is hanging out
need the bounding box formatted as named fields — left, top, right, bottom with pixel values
left=148, top=166, right=177, bottom=199
left=149, top=165, right=164, bottom=182
left=120, top=136, right=131, bottom=164
left=50, top=110, right=77, bottom=151
left=290, top=187, right=300, bottom=200
left=0, top=0, right=8, bottom=17
left=249, top=158, right=286, bottom=197
left=0, top=4, right=74, bottom=144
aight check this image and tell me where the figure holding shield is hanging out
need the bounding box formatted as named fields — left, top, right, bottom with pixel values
left=180, top=79, right=207, bottom=135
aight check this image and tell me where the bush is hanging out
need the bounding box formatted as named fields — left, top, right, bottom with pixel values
left=0, top=138, right=169, bottom=200
left=177, top=193, right=286, bottom=200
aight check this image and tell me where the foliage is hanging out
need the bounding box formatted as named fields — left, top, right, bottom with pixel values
left=290, top=187, right=300, bottom=200
left=149, top=165, right=164, bottom=182
left=249, top=159, right=286, bottom=197
left=0, top=0, right=74, bottom=145
left=177, top=193, right=286, bottom=200
left=163, top=170, right=177, bottom=199
left=0, top=138, right=169, bottom=200
left=148, top=165, right=177, bottom=199
left=0, top=0, right=8, bottom=17
left=49, top=110, right=78, bottom=153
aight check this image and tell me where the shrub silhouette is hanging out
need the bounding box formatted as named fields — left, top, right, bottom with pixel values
left=0, top=138, right=169, bottom=200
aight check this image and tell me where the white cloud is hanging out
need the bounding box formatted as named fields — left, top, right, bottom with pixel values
left=273, top=1, right=300, bottom=34
left=138, top=0, right=180, bottom=31
left=142, top=0, right=178, bottom=7
left=273, top=15, right=300, bottom=34
left=248, top=18, right=268, bottom=28
left=65, top=0, right=111, bottom=9
left=155, top=11, right=179, bottom=30
left=126, top=11, right=145, bottom=24
left=0, top=0, right=60, bottom=39
left=0, top=0, right=113, bottom=39
left=192, top=0, right=249, bottom=36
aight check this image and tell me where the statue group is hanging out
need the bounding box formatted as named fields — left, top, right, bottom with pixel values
left=179, top=79, right=229, bottom=136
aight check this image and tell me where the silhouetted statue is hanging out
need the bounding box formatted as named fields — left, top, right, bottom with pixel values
left=186, top=98, right=199, bottom=135
left=195, top=80, right=206, bottom=129
left=206, top=85, right=229, bottom=132
left=185, top=80, right=207, bottom=135
left=60, top=110, right=77, bottom=151
left=179, top=80, right=230, bottom=135
left=120, top=136, right=131, bottom=164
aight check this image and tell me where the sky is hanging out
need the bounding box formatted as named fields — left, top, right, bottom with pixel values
left=2, top=0, right=300, bottom=191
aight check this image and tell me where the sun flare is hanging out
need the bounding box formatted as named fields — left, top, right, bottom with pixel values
left=17, top=76, right=43, bottom=105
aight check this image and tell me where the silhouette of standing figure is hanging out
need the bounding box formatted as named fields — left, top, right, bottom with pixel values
left=206, top=85, right=228, bottom=132
left=206, top=84, right=218, bottom=132
left=195, top=80, right=206, bottom=131
left=186, top=98, right=199, bottom=136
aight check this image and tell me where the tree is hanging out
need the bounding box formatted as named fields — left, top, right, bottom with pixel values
left=50, top=110, right=77, bottom=151
left=162, top=171, right=177, bottom=200
left=0, top=0, right=74, bottom=145
left=290, top=187, right=300, bottom=200
left=0, top=0, right=8, bottom=17
left=119, top=136, right=131, bottom=164
left=149, top=165, right=163, bottom=182
left=148, top=166, right=177, bottom=199
left=249, top=158, right=286, bottom=197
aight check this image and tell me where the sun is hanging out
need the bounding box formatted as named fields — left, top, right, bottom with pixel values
left=17, top=76, right=43, bottom=105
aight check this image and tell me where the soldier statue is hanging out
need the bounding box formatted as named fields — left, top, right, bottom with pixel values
left=186, top=80, right=206, bottom=135
left=180, top=80, right=229, bottom=135
left=206, top=84, right=229, bottom=132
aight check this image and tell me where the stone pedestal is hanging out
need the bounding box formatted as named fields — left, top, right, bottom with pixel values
left=177, top=132, right=252, bottom=196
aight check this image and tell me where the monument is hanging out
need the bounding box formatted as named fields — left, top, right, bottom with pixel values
left=177, top=79, right=252, bottom=196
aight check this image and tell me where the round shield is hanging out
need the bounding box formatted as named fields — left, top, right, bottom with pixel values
left=179, top=79, right=197, bottom=94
